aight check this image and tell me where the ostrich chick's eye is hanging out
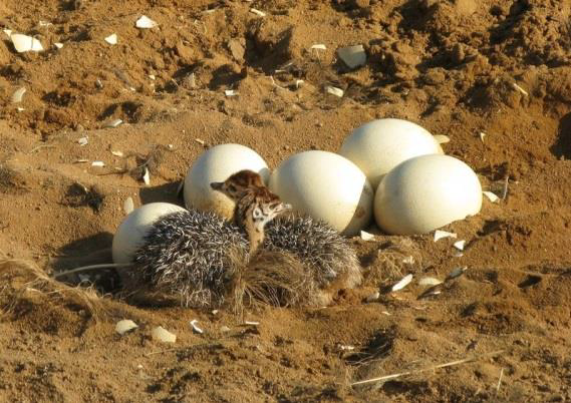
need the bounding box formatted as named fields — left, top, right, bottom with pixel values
left=227, top=185, right=237, bottom=193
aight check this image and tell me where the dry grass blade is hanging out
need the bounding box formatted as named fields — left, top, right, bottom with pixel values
left=350, top=350, right=505, bottom=386
left=0, top=258, right=105, bottom=321
left=227, top=247, right=318, bottom=316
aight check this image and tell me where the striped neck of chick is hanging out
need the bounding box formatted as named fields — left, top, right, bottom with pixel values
left=211, top=170, right=291, bottom=253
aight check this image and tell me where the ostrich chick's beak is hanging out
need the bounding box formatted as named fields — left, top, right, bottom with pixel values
left=210, top=182, right=224, bottom=191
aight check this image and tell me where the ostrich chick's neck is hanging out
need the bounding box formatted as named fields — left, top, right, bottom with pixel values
left=234, top=189, right=289, bottom=254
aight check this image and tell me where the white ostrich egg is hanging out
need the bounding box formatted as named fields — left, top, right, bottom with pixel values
left=374, top=155, right=482, bottom=235
left=184, top=144, right=270, bottom=219
left=112, top=202, right=186, bottom=264
left=339, top=118, right=443, bottom=189
left=269, top=151, right=374, bottom=236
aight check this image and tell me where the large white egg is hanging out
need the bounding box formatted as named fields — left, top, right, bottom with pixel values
left=112, top=202, right=187, bottom=264
left=269, top=151, right=373, bottom=236
left=339, top=118, right=443, bottom=189
left=374, top=155, right=482, bottom=235
left=184, top=144, right=270, bottom=219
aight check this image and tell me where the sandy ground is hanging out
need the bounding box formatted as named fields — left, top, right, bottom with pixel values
left=1, top=0, right=571, bottom=401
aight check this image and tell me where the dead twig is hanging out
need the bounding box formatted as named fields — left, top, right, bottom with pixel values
left=350, top=350, right=505, bottom=386
left=496, top=367, right=504, bottom=394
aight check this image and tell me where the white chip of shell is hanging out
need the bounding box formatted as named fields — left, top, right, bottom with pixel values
left=337, top=45, right=367, bottom=69
left=105, top=34, right=118, bottom=45
left=136, top=16, right=158, bottom=29
left=184, top=144, right=270, bottom=220
left=360, top=230, right=375, bottom=241
left=91, top=161, right=105, bottom=167
left=142, top=167, right=151, bottom=186
left=434, top=230, right=457, bottom=242
left=112, top=202, right=187, bottom=264
left=365, top=291, right=380, bottom=302
left=419, top=277, right=443, bottom=286
left=151, top=326, right=176, bottom=343
left=270, top=150, right=374, bottom=236
left=104, top=119, right=123, bottom=128
left=11, top=34, right=44, bottom=52
left=433, top=135, right=450, bottom=144
left=483, top=191, right=499, bottom=203
left=250, top=8, right=266, bottom=17
left=11, top=87, right=26, bottom=103
left=325, top=86, right=344, bottom=97
left=190, top=320, right=204, bottom=334
left=54, top=43, right=64, bottom=49
left=453, top=240, right=466, bottom=251
left=116, top=319, right=138, bottom=335
left=123, top=197, right=135, bottom=215
left=310, top=44, right=327, bottom=50
left=391, top=274, right=413, bottom=292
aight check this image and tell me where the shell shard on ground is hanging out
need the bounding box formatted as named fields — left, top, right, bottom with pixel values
left=151, top=326, right=176, bottom=343
left=11, top=34, right=44, bottom=52
left=115, top=319, right=138, bottom=335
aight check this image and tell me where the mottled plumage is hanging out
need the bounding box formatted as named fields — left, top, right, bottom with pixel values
left=128, top=209, right=248, bottom=307
left=264, top=214, right=362, bottom=290
left=124, top=170, right=361, bottom=308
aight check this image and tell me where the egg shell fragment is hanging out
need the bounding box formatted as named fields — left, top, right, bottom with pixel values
left=184, top=144, right=270, bottom=219
left=339, top=118, right=444, bottom=189
left=374, top=155, right=482, bottom=235
left=269, top=150, right=373, bottom=236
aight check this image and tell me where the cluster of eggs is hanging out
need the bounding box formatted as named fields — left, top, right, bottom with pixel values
left=113, top=118, right=482, bottom=264
left=184, top=118, right=482, bottom=236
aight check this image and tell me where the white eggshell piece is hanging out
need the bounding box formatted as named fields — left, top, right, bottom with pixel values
left=105, top=34, right=118, bottom=45
left=483, top=191, right=499, bottom=203
left=136, top=16, right=158, bottom=29
left=434, top=230, right=457, bottom=242
left=270, top=151, right=373, bottom=236
left=391, top=274, right=413, bottom=292
left=339, top=119, right=444, bottom=189
left=337, top=45, right=367, bottom=69
left=115, top=319, right=138, bottom=335
left=419, top=277, right=443, bottom=287
left=11, top=34, right=44, bottom=53
left=151, top=326, right=176, bottom=343
left=453, top=240, right=466, bottom=251
left=112, top=202, right=187, bottom=264
left=375, top=155, right=482, bottom=235
left=184, top=144, right=270, bottom=219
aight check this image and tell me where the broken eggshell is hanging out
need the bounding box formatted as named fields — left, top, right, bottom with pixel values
left=337, top=45, right=367, bottom=69
left=11, top=87, right=26, bottom=103
left=151, top=326, right=176, bottom=343
left=11, top=34, right=44, bottom=53
left=116, top=319, right=138, bottom=335
left=136, top=16, right=158, bottom=29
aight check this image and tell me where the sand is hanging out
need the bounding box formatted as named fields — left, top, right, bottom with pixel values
left=0, top=0, right=570, bottom=401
